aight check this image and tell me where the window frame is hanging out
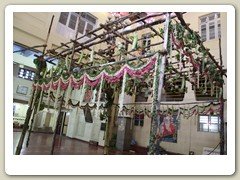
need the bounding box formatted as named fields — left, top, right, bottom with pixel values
left=134, top=113, right=144, bottom=127
left=199, top=12, right=221, bottom=42
left=198, top=115, right=220, bottom=133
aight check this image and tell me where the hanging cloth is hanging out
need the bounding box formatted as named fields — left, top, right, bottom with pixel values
left=65, top=55, right=69, bottom=68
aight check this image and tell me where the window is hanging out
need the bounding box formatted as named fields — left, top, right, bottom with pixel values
left=59, top=12, right=69, bottom=25
left=134, top=113, right=144, bottom=126
left=198, top=115, right=220, bottom=133
left=141, top=33, right=151, bottom=54
left=57, top=12, right=97, bottom=39
left=199, top=12, right=221, bottom=41
left=18, top=68, right=35, bottom=81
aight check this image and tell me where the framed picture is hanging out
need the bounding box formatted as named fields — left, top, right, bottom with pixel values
left=156, top=113, right=178, bottom=143
left=16, top=85, right=28, bottom=95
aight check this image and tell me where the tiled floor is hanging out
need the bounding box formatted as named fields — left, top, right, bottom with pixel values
left=13, top=130, right=139, bottom=155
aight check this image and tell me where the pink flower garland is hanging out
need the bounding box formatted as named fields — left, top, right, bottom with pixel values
left=33, top=56, right=157, bottom=91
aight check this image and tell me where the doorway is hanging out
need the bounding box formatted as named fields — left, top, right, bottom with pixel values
left=56, top=111, right=69, bottom=135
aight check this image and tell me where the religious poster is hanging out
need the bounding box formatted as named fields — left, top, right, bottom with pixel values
left=156, top=113, right=178, bottom=143
left=83, top=89, right=93, bottom=103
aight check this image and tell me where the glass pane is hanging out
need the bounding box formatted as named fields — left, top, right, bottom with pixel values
left=209, top=23, right=215, bottom=39
left=210, top=116, right=219, bottom=124
left=59, top=12, right=69, bottom=25
left=208, top=14, right=215, bottom=21
left=81, top=12, right=97, bottom=24
left=68, top=13, right=77, bottom=30
left=78, top=18, right=86, bottom=34
left=201, top=17, right=207, bottom=23
left=201, top=24, right=207, bottom=41
left=199, top=116, right=208, bottom=123
left=134, top=119, right=139, bottom=126
left=18, top=68, right=35, bottom=81
left=202, top=124, right=209, bottom=132
left=86, top=23, right=93, bottom=38
left=209, top=124, right=219, bottom=132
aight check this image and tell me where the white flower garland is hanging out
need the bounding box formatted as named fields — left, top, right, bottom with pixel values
left=95, top=74, right=104, bottom=119
left=118, top=69, right=127, bottom=115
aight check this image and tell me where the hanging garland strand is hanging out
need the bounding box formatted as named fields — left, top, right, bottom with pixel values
left=33, top=55, right=157, bottom=91
left=118, top=69, right=127, bottom=115
left=112, top=101, right=221, bottom=119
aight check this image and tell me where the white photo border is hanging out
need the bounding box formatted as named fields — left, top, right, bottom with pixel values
left=5, top=5, right=235, bottom=175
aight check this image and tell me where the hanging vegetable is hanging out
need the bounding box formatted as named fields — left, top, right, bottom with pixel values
left=65, top=55, right=69, bottom=69
left=197, top=71, right=200, bottom=89
left=201, top=58, right=205, bottom=73
left=131, top=32, right=138, bottom=50
left=90, top=47, right=94, bottom=62
left=204, top=75, right=207, bottom=94
left=180, top=76, right=185, bottom=92
left=77, top=51, right=84, bottom=64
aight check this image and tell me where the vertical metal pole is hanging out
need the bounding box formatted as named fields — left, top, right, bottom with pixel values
left=148, top=13, right=170, bottom=155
